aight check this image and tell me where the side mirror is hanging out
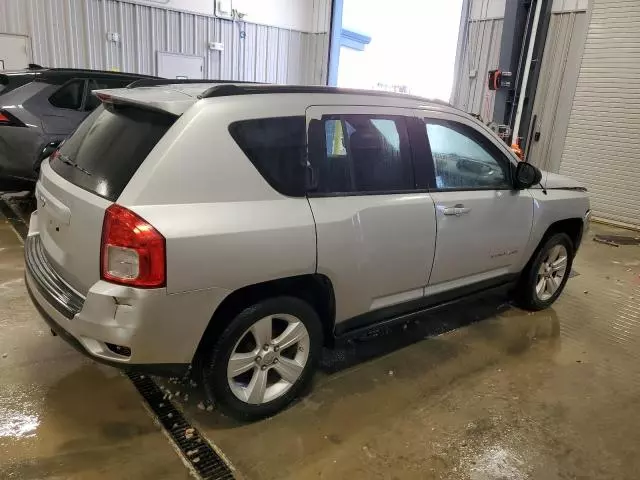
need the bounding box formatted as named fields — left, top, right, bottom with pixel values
left=514, top=162, right=542, bottom=189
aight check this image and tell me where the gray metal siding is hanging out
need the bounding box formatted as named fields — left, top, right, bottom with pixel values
left=526, top=10, right=588, bottom=172
left=0, top=0, right=328, bottom=85
left=560, top=0, right=640, bottom=227
left=451, top=0, right=505, bottom=121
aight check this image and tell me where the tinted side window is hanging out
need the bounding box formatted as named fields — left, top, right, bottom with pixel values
left=229, top=117, right=306, bottom=197
left=49, top=80, right=86, bottom=110
left=311, top=115, right=413, bottom=194
left=425, top=120, right=511, bottom=190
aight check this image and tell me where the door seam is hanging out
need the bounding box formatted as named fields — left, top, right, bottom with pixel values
left=305, top=195, right=318, bottom=273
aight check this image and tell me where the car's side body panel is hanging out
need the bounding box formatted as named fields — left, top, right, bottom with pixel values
left=131, top=201, right=317, bottom=295
left=303, top=104, right=438, bottom=323
left=310, top=193, right=437, bottom=322
left=427, top=188, right=534, bottom=284
left=523, top=188, right=590, bottom=263
left=118, top=96, right=317, bottom=295
left=415, top=108, right=535, bottom=287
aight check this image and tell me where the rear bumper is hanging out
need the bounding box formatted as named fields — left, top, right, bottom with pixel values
left=25, top=276, right=188, bottom=377
left=25, top=214, right=231, bottom=374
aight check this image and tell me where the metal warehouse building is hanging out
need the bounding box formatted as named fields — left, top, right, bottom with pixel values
left=453, top=0, right=640, bottom=228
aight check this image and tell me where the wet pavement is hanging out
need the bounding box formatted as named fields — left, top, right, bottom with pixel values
left=0, top=217, right=190, bottom=480
left=163, top=222, right=640, bottom=480
left=0, top=198, right=639, bottom=479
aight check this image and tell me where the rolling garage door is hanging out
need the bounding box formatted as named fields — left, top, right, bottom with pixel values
left=559, top=0, right=640, bottom=228
left=527, top=6, right=588, bottom=173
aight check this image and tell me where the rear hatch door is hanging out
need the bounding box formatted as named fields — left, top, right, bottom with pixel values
left=36, top=102, right=176, bottom=294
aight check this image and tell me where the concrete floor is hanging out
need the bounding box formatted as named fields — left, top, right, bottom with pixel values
left=1, top=211, right=639, bottom=479
left=0, top=218, right=190, bottom=480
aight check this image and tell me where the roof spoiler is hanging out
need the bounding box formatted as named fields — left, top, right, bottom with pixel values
left=93, top=91, right=182, bottom=116
left=126, top=78, right=261, bottom=89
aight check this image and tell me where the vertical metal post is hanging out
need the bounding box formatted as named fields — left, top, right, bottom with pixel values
left=493, top=0, right=530, bottom=126
left=511, top=0, right=544, bottom=146
left=327, top=0, right=344, bottom=86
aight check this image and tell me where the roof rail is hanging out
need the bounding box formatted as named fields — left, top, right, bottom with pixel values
left=198, top=84, right=452, bottom=106
left=45, top=68, right=159, bottom=78
left=127, top=78, right=260, bottom=89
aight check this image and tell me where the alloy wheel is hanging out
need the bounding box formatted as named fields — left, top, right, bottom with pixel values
left=227, top=314, right=310, bottom=405
left=535, top=244, right=568, bottom=301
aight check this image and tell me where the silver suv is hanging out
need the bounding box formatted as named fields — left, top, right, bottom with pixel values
left=25, top=83, right=590, bottom=420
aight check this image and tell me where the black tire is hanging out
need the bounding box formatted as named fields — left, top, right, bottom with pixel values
left=515, top=232, right=575, bottom=311
left=201, top=296, right=323, bottom=421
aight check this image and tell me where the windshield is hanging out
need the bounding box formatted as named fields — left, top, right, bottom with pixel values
left=50, top=104, right=176, bottom=201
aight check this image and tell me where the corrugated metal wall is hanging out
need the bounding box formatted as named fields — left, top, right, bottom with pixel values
left=451, top=0, right=505, bottom=121
left=0, top=0, right=328, bottom=85
left=559, top=0, right=640, bottom=228
left=526, top=6, right=588, bottom=173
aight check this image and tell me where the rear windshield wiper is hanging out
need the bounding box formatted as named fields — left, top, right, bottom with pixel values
left=57, top=154, right=91, bottom=176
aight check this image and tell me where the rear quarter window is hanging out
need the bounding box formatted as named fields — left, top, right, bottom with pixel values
left=229, top=117, right=306, bottom=197
left=50, top=104, right=176, bottom=201
left=49, top=79, right=85, bottom=110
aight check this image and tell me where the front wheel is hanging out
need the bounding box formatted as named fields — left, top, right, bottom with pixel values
left=515, top=233, right=574, bottom=311
left=201, top=297, right=323, bottom=421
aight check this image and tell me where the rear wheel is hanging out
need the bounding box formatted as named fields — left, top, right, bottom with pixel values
left=515, top=233, right=574, bottom=311
left=201, top=296, right=323, bottom=421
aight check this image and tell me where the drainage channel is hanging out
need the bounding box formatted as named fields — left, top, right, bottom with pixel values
left=128, top=373, right=235, bottom=480
left=0, top=194, right=236, bottom=480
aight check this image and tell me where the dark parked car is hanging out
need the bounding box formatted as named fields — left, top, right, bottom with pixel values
left=0, top=67, right=159, bottom=184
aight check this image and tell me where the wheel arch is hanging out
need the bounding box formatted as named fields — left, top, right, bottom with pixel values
left=193, top=274, right=336, bottom=364
left=522, top=217, right=583, bottom=277
left=541, top=218, right=584, bottom=252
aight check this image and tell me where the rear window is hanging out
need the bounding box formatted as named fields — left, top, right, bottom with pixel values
left=229, top=117, right=306, bottom=197
left=50, top=104, right=176, bottom=201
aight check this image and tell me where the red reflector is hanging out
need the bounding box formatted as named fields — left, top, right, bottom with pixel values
left=0, top=112, right=9, bottom=123
left=101, top=204, right=166, bottom=288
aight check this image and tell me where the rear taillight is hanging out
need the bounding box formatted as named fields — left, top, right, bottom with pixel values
left=100, top=204, right=166, bottom=288
left=0, top=109, right=26, bottom=127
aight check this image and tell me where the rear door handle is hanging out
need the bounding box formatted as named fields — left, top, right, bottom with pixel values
left=442, top=204, right=471, bottom=216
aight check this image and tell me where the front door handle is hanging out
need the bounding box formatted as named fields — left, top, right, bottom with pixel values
left=442, top=204, right=471, bottom=216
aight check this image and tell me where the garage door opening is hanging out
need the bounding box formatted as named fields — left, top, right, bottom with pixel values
left=330, top=0, right=463, bottom=101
